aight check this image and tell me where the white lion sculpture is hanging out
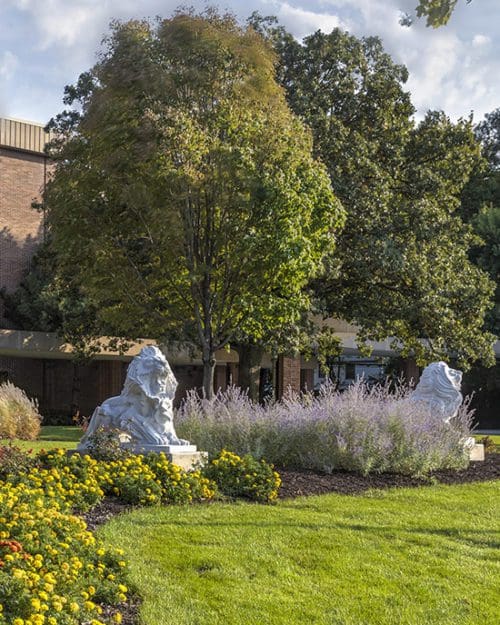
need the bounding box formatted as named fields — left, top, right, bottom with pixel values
left=78, top=345, right=188, bottom=450
left=411, top=361, right=463, bottom=423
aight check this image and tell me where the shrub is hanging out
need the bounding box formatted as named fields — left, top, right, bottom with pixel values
left=84, top=426, right=132, bottom=462
left=35, top=447, right=217, bottom=508
left=204, top=449, right=281, bottom=502
left=477, top=436, right=498, bottom=455
left=176, top=383, right=474, bottom=476
left=143, top=453, right=216, bottom=504
left=0, top=382, right=41, bottom=440
left=0, top=444, right=35, bottom=480
left=99, top=455, right=163, bottom=505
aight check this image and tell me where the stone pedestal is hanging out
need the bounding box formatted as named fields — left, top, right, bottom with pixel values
left=70, top=444, right=208, bottom=470
left=120, top=443, right=207, bottom=470
left=469, top=443, right=485, bottom=462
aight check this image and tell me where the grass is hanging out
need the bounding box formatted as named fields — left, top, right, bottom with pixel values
left=98, top=482, right=500, bottom=625
left=1, top=427, right=496, bottom=453
left=0, top=425, right=80, bottom=451
left=474, top=434, right=500, bottom=453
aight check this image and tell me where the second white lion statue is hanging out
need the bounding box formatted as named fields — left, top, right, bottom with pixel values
left=78, top=345, right=189, bottom=450
left=411, top=361, right=463, bottom=423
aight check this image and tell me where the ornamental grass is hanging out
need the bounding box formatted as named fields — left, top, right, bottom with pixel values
left=0, top=383, right=41, bottom=440
left=176, top=382, right=474, bottom=476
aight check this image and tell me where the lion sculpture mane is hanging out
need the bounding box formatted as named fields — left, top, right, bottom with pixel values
left=411, top=361, right=463, bottom=423
left=78, top=345, right=188, bottom=450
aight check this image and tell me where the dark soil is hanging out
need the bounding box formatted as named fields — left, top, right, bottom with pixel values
left=276, top=452, right=500, bottom=499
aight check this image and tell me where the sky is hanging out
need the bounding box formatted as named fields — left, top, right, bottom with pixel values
left=0, top=0, right=499, bottom=126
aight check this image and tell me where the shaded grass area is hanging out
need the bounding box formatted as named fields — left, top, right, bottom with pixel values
left=98, top=482, right=500, bottom=625
left=0, top=425, right=80, bottom=450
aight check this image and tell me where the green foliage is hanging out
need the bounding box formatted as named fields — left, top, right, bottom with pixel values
left=461, top=109, right=500, bottom=336
left=35, top=445, right=216, bottom=507
left=143, top=453, right=216, bottom=503
left=476, top=435, right=498, bottom=455
left=414, top=1, right=471, bottom=27
left=84, top=426, right=132, bottom=462
left=45, top=10, right=343, bottom=397
left=472, top=206, right=500, bottom=334
left=102, top=455, right=163, bottom=505
left=262, top=22, right=495, bottom=368
left=1, top=242, right=103, bottom=359
left=0, top=462, right=129, bottom=624
left=204, top=449, right=281, bottom=502
left=0, top=444, right=35, bottom=480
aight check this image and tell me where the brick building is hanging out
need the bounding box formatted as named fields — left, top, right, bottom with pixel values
left=0, top=117, right=50, bottom=297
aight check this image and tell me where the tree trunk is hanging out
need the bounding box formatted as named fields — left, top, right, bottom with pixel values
left=237, top=343, right=264, bottom=402
left=70, top=362, right=81, bottom=423
left=270, top=354, right=278, bottom=402
left=400, top=357, right=420, bottom=388
left=202, top=352, right=216, bottom=399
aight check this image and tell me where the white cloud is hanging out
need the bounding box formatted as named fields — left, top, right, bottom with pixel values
left=2, top=0, right=500, bottom=123
left=472, top=34, right=491, bottom=47
left=0, top=51, right=18, bottom=79
left=267, top=1, right=347, bottom=38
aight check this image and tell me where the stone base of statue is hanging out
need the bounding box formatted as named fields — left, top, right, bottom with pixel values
left=120, top=443, right=207, bottom=470
left=465, top=436, right=484, bottom=462
left=69, top=444, right=207, bottom=470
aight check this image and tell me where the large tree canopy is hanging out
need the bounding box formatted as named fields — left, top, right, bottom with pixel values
left=250, top=18, right=495, bottom=368
left=460, top=108, right=500, bottom=336
left=45, top=11, right=343, bottom=397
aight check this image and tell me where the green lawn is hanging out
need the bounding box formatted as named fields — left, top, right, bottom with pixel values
left=98, top=482, right=500, bottom=625
left=1, top=428, right=497, bottom=453
left=475, top=434, right=500, bottom=450
left=0, top=425, right=80, bottom=451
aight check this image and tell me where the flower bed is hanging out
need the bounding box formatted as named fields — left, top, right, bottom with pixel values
left=0, top=449, right=214, bottom=624
left=176, top=382, right=474, bottom=476
left=0, top=445, right=279, bottom=623
left=0, top=474, right=127, bottom=624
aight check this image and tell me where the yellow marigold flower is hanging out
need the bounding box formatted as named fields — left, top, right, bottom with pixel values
left=113, top=612, right=123, bottom=623
left=69, top=602, right=80, bottom=613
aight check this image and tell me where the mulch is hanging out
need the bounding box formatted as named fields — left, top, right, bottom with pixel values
left=83, top=454, right=500, bottom=530
left=84, top=453, right=500, bottom=625
left=276, top=452, right=500, bottom=498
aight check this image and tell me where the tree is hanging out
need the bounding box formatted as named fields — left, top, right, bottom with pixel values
left=44, top=11, right=344, bottom=398
left=250, top=19, right=495, bottom=368
left=460, top=108, right=500, bottom=336
left=472, top=207, right=500, bottom=335
left=1, top=242, right=99, bottom=349
left=403, top=1, right=473, bottom=28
